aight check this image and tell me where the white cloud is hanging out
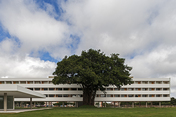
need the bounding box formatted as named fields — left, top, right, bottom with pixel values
left=0, top=0, right=71, bottom=59
left=0, top=53, right=56, bottom=78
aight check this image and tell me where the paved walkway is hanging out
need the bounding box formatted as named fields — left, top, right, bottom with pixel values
left=0, top=108, right=51, bottom=113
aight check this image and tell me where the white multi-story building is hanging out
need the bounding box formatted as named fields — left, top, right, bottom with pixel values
left=0, top=77, right=170, bottom=110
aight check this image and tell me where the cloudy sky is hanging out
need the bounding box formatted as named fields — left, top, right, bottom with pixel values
left=0, top=0, right=176, bottom=96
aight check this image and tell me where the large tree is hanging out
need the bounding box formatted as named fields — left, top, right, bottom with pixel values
left=52, top=49, right=132, bottom=105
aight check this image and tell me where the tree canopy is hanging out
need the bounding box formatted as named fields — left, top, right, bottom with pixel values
left=52, top=49, right=133, bottom=105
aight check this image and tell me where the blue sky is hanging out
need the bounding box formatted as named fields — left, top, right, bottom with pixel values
left=0, top=0, right=176, bottom=96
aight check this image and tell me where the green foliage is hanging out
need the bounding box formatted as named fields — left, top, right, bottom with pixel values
left=53, top=49, right=132, bottom=89
left=52, top=49, right=132, bottom=105
left=170, top=97, right=176, bottom=105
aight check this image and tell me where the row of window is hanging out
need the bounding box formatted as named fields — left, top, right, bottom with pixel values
left=45, top=94, right=83, bottom=97
left=27, top=87, right=170, bottom=91
left=108, top=88, right=170, bottom=91
left=0, top=81, right=53, bottom=84
left=44, top=94, right=170, bottom=98
left=0, top=81, right=170, bottom=84
left=28, top=88, right=83, bottom=91
left=134, top=81, right=169, bottom=84
left=97, top=94, right=169, bottom=97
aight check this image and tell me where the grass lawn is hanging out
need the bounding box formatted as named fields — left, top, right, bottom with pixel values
left=0, top=107, right=176, bottom=117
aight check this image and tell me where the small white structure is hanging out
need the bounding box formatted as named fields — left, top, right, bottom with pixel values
left=0, top=77, right=170, bottom=109
left=0, top=85, right=45, bottom=111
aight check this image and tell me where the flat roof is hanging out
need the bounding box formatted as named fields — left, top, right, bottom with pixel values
left=0, top=85, right=45, bottom=98
left=0, top=78, right=170, bottom=81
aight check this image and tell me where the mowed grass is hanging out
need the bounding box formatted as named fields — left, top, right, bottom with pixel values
left=1, top=107, right=176, bottom=117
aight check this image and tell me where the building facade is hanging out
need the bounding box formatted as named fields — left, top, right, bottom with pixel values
left=0, top=77, right=171, bottom=109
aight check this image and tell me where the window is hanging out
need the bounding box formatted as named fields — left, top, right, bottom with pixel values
left=128, top=95, right=134, bottom=97
left=149, top=81, right=155, bottom=84
left=7, top=96, right=13, bottom=109
left=49, top=81, right=53, bottom=84
left=0, top=81, right=4, bottom=84
left=128, top=88, right=134, bottom=91
left=63, top=88, right=69, bottom=91
left=35, top=88, right=40, bottom=91
left=45, top=94, right=48, bottom=97
left=20, top=81, right=26, bottom=84
left=142, top=81, right=148, bottom=84
left=34, top=81, right=41, bottom=84
left=78, top=88, right=82, bottom=91
left=135, top=95, right=141, bottom=97
left=49, top=88, right=55, bottom=91
left=56, top=94, right=62, bottom=97
left=42, top=81, right=48, bottom=84
left=163, top=88, right=169, bottom=91
left=28, top=88, right=33, bottom=90
left=156, top=81, right=162, bottom=84
left=149, top=88, right=155, bottom=91
left=163, top=94, right=169, bottom=97
left=63, top=94, right=69, bottom=97
left=71, top=94, right=77, bottom=97
left=114, top=95, right=120, bottom=97
left=121, top=95, right=127, bottom=97
left=156, top=88, right=161, bottom=91
left=163, top=81, right=169, bottom=84
left=77, top=95, right=83, bottom=97
left=6, top=81, right=12, bottom=84
left=13, top=81, right=19, bottom=84
left=71, top=88, right=77, bottom=91
left=142, top=88, right=148, bottom=91
left=107, top=94, right=113, bottom=97
left=142, top=95, right=148, bottom=97
left=56, top=88, right=62, bottom=91
left=42, top=88, right=48, bottom=91
left=114, top=88, right=119, bottom=91
left=121, top=88, right=127, bottom=91
left=149, top=95, right=155, bottom=97
left=100, top=94, right=106, bottom=97
left=156, top=95, right=161, bottom=97
left=135, top=88, right=141, bottom=91
left=27, top=81, right=33, bottom=84
left=49, top=95, right=55, bottom=97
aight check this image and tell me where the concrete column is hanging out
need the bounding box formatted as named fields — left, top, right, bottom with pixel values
left=20, top=102, right=23, bottom=107
left=146, top=102, right=147, bottom=108
left=132, top=102, right=134, bottom=108
left=13, top=97, right=15, bottom=110
left=114, top=102, right=115, bottom=108
left=76, top=102, right=78, bottom=107
left=105, top=101, right=106, bottom=107
left=4, top=93, right=7, bottom=111
left=62, top=102, right=64, bottom=107
left=159, top=102, right=161, bottom=107
left=34, top=102, right=36, bottom=107
left=151, top=102, right=153, bottom=107
left=119, top=102, right=121, bottom=107
left=30, top=97, right=32, bottom=109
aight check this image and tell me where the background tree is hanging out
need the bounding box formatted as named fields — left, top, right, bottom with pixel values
left=52, top=49, right=132, bottom=106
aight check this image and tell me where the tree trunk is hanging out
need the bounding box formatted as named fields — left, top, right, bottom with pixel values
left=83, top=88, right=96, bottom=106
